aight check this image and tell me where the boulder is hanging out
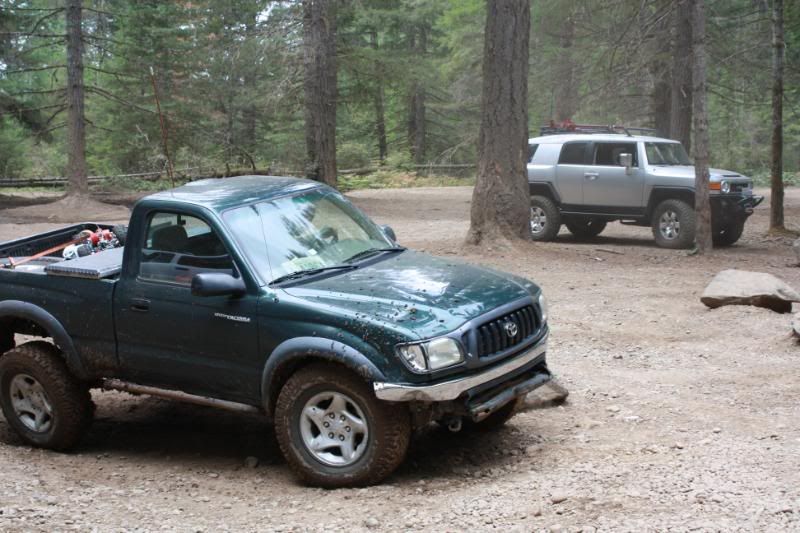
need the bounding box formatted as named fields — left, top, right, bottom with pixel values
left=793, top=237, right=800, bottom=264
left=701, top=269, right=800, bottom=313
left=793, top=313, right=800, bottom=338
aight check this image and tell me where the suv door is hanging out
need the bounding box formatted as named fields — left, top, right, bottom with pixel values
left=554, top=141, right=591, bottom=206
left=582, top=141, right=645, bottom=210
left=114, top=210, right=261, bottom=403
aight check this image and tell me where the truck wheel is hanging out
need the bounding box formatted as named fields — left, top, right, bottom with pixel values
left=463, top=398, right=519, bottom=432
left=651, top=199, right=696, bottom=249
left=712, top=221, right=744, bottom=247
left=565, top=217, right=607, bottom=240
left=0, top=341, right=93, bottom=450
left=274, top=363, right=411, bottom=488
left=530, top=196, right=561, bottom=241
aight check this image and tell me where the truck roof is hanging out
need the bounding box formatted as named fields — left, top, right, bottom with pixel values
left=144, top=175, right=321, bottom=212
left=528, top=133, right=679, bottom=144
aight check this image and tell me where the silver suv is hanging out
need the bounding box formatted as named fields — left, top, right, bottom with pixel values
left=526, top=128, right=764, bottom=248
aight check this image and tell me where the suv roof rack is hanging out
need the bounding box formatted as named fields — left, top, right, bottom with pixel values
left=539, top=120, right=658, bottom=138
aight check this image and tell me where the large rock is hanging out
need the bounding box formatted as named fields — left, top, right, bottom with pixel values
left=701, top=269, right=800, bottom=313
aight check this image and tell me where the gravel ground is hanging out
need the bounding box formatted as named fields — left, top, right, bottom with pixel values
left=0, top=186, right=799, bottom=532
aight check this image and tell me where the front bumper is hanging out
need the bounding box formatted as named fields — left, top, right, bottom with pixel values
left=373, top=333, right=549, bottom=402
left=711, top=194, right=764, bottom=223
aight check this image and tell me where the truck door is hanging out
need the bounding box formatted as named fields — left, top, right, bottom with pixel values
left=114, top=210, right=261, bottom=403
left=582, top=141, right=645, bottom=210
left=554, top=141, right=591, bottom=206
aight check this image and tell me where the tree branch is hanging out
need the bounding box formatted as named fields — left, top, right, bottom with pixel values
left=2, top=64, right=66, bottom=75
left=85, top=85, right=157, bottom=115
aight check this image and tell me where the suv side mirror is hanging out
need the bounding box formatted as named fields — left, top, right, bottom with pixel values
left=381, top=224, right=397, bottom=242
left=191, top=272, right=246, bottom=298
left=619, top=153, right=633, bottom=174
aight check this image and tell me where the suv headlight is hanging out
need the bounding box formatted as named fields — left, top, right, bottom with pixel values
left=397, top=337, right=464, bottom=372
left=720, top=180, right=731, bottom=194
left=538, top=292, right=548, bottom=323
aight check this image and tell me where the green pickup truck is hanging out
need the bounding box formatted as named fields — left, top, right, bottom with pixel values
left=0, top=176, right=551, bottom=487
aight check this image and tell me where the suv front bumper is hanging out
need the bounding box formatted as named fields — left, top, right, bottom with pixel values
left=373, top=333, right=550, bottom=404
left=711, top=194, right=764, bottom=222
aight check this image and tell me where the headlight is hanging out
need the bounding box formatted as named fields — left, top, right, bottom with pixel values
left=720, top=180, right=731, bottom=194
left=396, top=337, right=464, bottom=373
left=538, top=292, right=548, bottom=323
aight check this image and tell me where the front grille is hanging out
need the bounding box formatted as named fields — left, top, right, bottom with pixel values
left=730, top=182, right=749, bottom=193
left=475, top=305, right=539, bottom=358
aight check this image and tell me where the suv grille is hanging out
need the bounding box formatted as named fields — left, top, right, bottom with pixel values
left=475, top=305, right=539, bottom=358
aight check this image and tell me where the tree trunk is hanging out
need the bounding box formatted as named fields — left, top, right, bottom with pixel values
left=65, top=0, right=87, bottom=196
left=407, top=27, right=427, bottom=165
left=651, top=4, right=671, bottom=137
left=553, top=7, right=577, bottom=121
left=770, top=0, right=784, bottom=231
left=370, top=30, right=388, bottom=162
left=691, top=0, right=711, bottom=253
left=466, top=0, right=531, bottom=245
left=670, top=0, right=692, bottom=151
left=303, top=0, right=337, bottom=187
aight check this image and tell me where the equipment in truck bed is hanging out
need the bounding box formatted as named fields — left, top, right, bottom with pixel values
left=43, top=247, right=124, bottom=279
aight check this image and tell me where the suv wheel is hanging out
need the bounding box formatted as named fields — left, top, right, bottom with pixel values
left=530, top=196, right=561, bottom=241
left=0, top=341, right=93, bottom=450
left=651, top=199, right=696, bottom=249
left=274, top=363, right=411, bottom=488
left=565, top=217, right=607, bottom=240
left=712, top=221, right=744, bottom=247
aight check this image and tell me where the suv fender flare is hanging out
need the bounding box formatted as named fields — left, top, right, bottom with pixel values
left=261, top=337, right=387, bottom=418
left=528, top=182, right=561, bottom=204
left=0, top=300, right=87, bottom=379
left=646, top=186, right=695, bottom=219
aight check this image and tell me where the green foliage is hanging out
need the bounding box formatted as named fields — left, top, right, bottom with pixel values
left=0, top=118, right=30, bottom=178
left=337, top=142, right=372, bottom=170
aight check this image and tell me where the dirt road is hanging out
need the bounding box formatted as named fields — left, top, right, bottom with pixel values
left=0, top=187, right=798, bottom=532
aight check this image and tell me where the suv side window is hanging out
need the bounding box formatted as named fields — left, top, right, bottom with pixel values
left=528, top=144, right=539, bottom=162
left=592, top=142, right=638, bottom=167
left=140, top=212, right=235, bottom=285
left=558, top=142, right=588, bottom=165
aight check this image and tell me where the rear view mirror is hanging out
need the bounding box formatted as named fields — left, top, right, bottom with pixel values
left=619, top=153, right=633, bottom=175
left=191, top=272, right=246, bottom=298
left=381, top=224, right=397, bottom=242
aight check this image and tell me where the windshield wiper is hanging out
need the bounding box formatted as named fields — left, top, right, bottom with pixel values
left=345, top=246, right=406, bottom=263
left=270, top=264, right=358, bottom=285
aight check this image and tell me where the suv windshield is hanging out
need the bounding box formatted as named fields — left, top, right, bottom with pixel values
left=223, top=188, right=395, bottom=284
left=645, top=142, right=691, bottom=166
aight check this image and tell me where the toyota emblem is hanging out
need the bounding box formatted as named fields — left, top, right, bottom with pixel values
left=503, top=321, right=518, bottom=338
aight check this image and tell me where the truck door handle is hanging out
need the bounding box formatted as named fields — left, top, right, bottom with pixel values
left=584, top=172, right=599, bottom=180
left=130, top=298, right=150, bottom=312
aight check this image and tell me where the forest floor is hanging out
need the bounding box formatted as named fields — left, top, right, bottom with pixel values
left=0, top=186, right=799, bottom=532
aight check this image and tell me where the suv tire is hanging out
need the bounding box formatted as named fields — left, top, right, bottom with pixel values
left=0, top=341, right=93, bottom=450
left=530, top=196, right=561, bottom=241
left=712, top=221, right=744, bottom=247
left=651, top=199, right=696, bottom=249
left=565, top=217, right=607, bottom=240
left=274, top=363, right=411, bottom=488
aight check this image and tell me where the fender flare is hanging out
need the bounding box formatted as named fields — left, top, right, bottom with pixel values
left=261, top=336, right=387, bottom=417
left=528, top=181, right=561, bottom=204
left=0, top=300, right=87, bottom=379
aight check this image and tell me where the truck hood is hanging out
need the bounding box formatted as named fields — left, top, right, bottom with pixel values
left=649, top=166, right=748, bottom=180
left=282, top=250, right=535, bottom=340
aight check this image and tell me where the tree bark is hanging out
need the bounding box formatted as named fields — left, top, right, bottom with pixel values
left=65, top=0, right=87, bottom=196
left=407, top=26, right=427, bottom=165
left=770, top=0, right=784, bottom=231
left=370, top=30, right=388, bottom=162
left=670, top=0, right=692, bottom=151
left=651, top=3, right=671, bottom=137
left=466, top=0, right=531, bottom=245
left=691, top=0, right=711, bottom=253
left=553, top=7, right=577, bottom=122
left=303, top=0, right=337, bottom=187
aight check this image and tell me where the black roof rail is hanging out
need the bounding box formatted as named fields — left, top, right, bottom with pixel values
left=539, top=121, right=658, bottom=137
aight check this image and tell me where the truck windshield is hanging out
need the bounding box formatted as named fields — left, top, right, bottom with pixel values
left=645, top=142, right=691, bottom=166
left=223, top=188, right=394, bottom=284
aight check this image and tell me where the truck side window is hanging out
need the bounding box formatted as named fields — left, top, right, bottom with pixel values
left=140, top=212, right=235, bottom=286
left=592, top=142, right=638, bottom=167
left=557, top=142, right=588, bottom=165
left=528, top=144, right=539, bottom=162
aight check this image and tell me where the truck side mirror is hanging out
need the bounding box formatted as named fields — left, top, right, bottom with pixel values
left=381, top=224, right=397, bottom=242
left=191, top=272, right=246, bottom=298
left=619, top=153, right=633, bottom=175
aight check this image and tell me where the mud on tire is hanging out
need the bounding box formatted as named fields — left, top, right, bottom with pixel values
left=0, top=341, right=93, bottom=450
left=274, top=363, right=411, bottom=488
